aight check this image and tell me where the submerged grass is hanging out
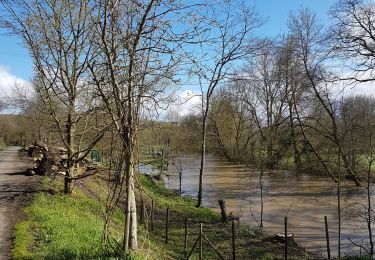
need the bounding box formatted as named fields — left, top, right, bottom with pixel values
left=13, top=168, right=317, bottom=260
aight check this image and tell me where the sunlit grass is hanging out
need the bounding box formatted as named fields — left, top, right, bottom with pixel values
left=12, top=167, right=317, bottom=260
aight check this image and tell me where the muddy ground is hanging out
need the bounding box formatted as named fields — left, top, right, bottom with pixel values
left=0, top=146, right=41, bottom=259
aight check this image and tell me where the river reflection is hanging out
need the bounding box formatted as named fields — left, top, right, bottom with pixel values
left=149, top=154, right=373, bottom=258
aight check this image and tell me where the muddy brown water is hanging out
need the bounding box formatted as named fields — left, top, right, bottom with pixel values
left=141, top=154, right=374, bottom=258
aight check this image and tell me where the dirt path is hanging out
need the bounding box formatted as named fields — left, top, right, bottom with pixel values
left=0, top=146, right=40, bottom=259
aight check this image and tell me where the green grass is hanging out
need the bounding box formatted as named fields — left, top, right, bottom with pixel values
left=135, top=174, right=316, bottom=259
left=12, top=179, right=126, bottom=259
left=139, top=154, right=165, bottom=168
left=137, top=174, right=217, bottom=222
left=13, top=220, right=34, bottom=259
left=12, top=169, right=318, bottom=260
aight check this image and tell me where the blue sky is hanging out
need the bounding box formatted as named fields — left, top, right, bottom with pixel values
left=255, top=0, right=337, bottom=36
left=0, top=30, right=32, bottom=80
left=0, top=0, right=338, bottom=94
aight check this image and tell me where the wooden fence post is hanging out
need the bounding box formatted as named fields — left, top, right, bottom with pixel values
left=218, top=200, right=227, bottom=222
left=184, top=217, right=188, bottom=258
left=285, top=217, right=288, bottom=260
left=199, top=223, right=203, bottom=260
left=232, top=220, right=236, bottom=260
left=165, top=207, right=169, bottom=244
left=325, top=216, right=331, bottom=259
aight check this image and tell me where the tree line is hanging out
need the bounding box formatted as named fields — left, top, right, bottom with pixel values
left=1, top=0, right=375, bottom=257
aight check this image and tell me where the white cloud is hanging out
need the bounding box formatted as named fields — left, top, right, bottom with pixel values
left=341, top=81, right=375, bottom=97
left=329, top=80, right=375, bottom=99
left=0, top=66, right=31, bottom=98
left=159, top=89, right=202, bottom=121
left=176, top=90, right=202, bottom=116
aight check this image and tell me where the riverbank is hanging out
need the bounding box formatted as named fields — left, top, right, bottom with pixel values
left=12, top=166, right=318, bottom=259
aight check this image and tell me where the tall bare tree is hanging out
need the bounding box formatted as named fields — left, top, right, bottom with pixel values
left=194, top=1, right=263, bottom=207
left=330, top=0, right=375, bottom=82
left=288, top=8, right=367, bottom=258
left=1, top=0, right=108, bottom=193
left=242, top=44, right=291, bottom=168
left=88, top=0, right=202, bottom=251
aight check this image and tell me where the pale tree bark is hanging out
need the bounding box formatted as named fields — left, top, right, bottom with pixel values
left=89, top=0, right=200, bottom=252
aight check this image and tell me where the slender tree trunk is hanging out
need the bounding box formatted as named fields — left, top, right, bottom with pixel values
left=213, top=124, right=232, bottom=161
left=337, top=156, right=341, bottom=259
left=267, top=139, right=273, bottom=168
left=65, top=107, right=75, bottom=194
left=197, top=115, right=207, bottom=207
left=123, top=153, right=138, bottom=251
left=103, top=215, right=110, bottom=252
left=129, top=165, right=138, bottom=249
left=289, top=104, right=301, bottom=170
left=259, top=168, right=264, bottom=228
left=367, top=163, right=374, bottom=256
left=179, top=159, right=182, bottom=196
left=124, top=154, right=131, bottom=252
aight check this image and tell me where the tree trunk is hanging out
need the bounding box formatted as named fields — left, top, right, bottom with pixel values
left=289, top=103, right=301, bottom=170
left=123, top=157, right=138, bottom=251
left=129, top=167, right=138, bottom=249
left=259, top=168, right=264, bottom=228
left=337, top=156, right=341, bottom=259
left=65, top=108, right=75, bottom=194
left=367, top=163, right=374, bottom=256
left=64, top=176, right=72, bottom=194
left=197, top=115, right=207, bottom=207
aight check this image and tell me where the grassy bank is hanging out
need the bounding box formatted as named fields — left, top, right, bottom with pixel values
left=13, top=170, right=317, bottom=259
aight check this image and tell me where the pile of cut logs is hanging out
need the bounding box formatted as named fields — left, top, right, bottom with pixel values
left=24, top=140, right=67, bottom=176
left=23, top=141, right=97, bottom=179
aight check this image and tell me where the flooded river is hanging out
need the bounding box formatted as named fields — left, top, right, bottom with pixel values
left=142, top=154, right=374, bottom=258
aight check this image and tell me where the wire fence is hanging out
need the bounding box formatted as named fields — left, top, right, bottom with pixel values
left=134, top=195, right=349, bottom=260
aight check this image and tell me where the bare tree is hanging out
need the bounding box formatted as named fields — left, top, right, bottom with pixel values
left=242, top=44, right=291, bottom=169
left=340, top=96, right=375, bottom=257
left=330, top=0, right=375, bottom=82
left=0, top=99, right=6, bottom=113
left=289, top=8, right=360, bottom=185
left=209, top=83, right=256, bottom=163
left=88, top=0, right=202, bottom=252
left=194, top=1, right=263, bottom=207
left=288, top=8, right=369, bottom=258
left=1, top=0, right=108, bottom=193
